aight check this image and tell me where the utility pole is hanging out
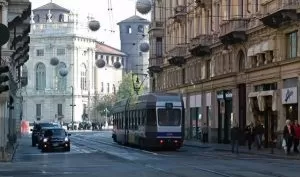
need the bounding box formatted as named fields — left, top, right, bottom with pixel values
left=70, top=86, right=76, bottom=129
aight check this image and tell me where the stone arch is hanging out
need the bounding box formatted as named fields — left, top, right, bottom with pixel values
left=59, top=14, right=64, bottom=22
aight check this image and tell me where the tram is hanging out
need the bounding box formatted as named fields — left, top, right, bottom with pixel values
left=111, top=92, right=185, bottom=150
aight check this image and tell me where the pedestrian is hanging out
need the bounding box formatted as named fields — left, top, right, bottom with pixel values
left=231, top=122, right=241, bottom=154
left=283, top=119, right=295, bottom=155
left=202, top=123, right=208, bottom=143
left=254, top=122, right=264, bottom=150
left=293, top=120, right=300, bottom=153
left=245, top=122, right=254, bottom=150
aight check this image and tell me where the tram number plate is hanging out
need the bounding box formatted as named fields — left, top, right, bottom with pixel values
left=166, top=133, right=173, bottom=136
left=53, top=143, right=59, bottom=147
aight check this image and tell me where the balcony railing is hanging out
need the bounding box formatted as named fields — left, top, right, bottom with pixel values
left=149, top=21, right=164, bottom=30
left=261, top=0, right=300, bottom=16
left=195, top=0, right=212, bottom=8
left=33, top=89, right=71, bottom=96
left=189, top=34, right=213, bottom=49
left=173, top=5, right=187, bottom=23
left=219, top=18, right=249, bottom=37
left=168, top=43, right=188, bottom=58
left=149, top=57, right=163, bottom=66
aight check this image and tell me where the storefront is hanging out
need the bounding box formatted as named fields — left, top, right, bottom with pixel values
left=217, top=90, right=232, bottom=144
left=189, top=94, right=202, bottom=140
left=282, top=79, right=298, bottom=122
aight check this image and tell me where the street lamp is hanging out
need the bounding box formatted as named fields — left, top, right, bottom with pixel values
left=132, top=72, right=147, bottom=95
left=70, top=86, right=76, bottom=130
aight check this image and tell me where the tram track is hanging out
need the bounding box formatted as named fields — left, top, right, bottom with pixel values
left=71, top=135, right=291, bottom=177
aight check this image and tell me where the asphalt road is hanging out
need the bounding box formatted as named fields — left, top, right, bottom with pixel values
left=0, top=131, right=299, bottom=177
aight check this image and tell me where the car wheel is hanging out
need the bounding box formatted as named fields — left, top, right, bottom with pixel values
left=65, top=146, right=70, bottom=152
left=32, top=140, right=36, bottom=147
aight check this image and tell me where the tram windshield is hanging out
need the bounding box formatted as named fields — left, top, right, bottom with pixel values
left=157, top=109, right=181, bottom=126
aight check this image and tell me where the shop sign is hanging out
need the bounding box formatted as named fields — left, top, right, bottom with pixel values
left=217, top=91, right=224, bottom=99
left=282, top=87, right=297, bottom=104
left=225, top=90, right=232, bottom=98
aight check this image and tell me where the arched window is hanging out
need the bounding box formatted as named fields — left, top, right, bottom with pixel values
left=59, top=14, right=64, bottom=22
left=138, top=25, right=144, bottom=33
left=36, top=63, right=46, bottom=90
left=56, top=62, right=67, bottom=90
left=21, top=65, right=28, bottom=77
left=238, top=50, right=245, bottom=72
left=80, top=64, right=87, bottom=90
left=35, top=14, right=40, bottom=23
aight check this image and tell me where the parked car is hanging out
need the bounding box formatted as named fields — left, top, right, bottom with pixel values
left=41, top=127, right=71, bottom=152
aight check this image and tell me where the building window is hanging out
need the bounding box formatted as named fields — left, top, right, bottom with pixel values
left=156, top=37, right=163, bottom=57
left=287, top=31, right=297, bottom=59
left=80, top=64, right=87, bottom=90
left=106, top=56, right=109, bottom=65
left=238, top=0, right=244, bottom=17
left=57, top=48, right=65, bottom=56
left=56, top=62, right=67, bottom=90
left=36, top=49, right=44, bottom=56
left=111, top=56, right=115, bottom=64
left=36, top=104, right=41, bottom=120
left=35, top=14, right=40, bottom=23
left=255, top=0, right=259, bottom=12
left=57, top=104, right=63, bottom=116
left=59, top=14, right=64, bottom=22
left=126, top=26, right=132, bottom=34
left=21, top=65, right=28, bottom=77
left=36, top=63, right=46, bottom=90
left=107, top=83, right=110, bottom=93
left=101, top=82, right=104, bottom=92
left=139, top=52, right=143, bottom=56
left=206, top=60, right=211, bottom=78
left=113, top=84, right=116, bottom=94
left=138, top=25, right=144, bottom=33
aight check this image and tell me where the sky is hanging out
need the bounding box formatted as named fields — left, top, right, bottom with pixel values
left=29, top=0, right=151, bottom=50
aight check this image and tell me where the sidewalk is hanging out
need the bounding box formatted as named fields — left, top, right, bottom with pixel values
left=0, top=141, right=19, bottom=162
left=184, top=140, right=300, bottom=160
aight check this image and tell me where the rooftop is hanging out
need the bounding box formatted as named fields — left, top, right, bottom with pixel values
left=95, top=42, right=127, bottom=56
left=34, top=2, right=70, bottom=13
left=117, top=15, right=150, bottom=25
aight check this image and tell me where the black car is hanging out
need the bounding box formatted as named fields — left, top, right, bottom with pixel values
left=31, top=123, right=60, bottom=147
left=37, top=127, right=52, bottom=149
left=41, top=128, right=71, bottom=152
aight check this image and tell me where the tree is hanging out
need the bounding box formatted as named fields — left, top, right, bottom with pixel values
left=94, top=94, right=116, bottom=118
left=116, top=72, right=144, bottom=101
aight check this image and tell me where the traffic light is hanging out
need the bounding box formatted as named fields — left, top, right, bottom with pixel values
left=0, top=65, right=9, bottom=93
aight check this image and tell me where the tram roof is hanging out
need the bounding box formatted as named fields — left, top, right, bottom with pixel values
left=112, top=92, right=183, bottom=112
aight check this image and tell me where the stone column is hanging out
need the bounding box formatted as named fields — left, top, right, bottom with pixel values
left=211, top=91, right=218, bottom=143
left=185, top=93, right=191, bottom=139
left=1, top=1, right=8, bottom=49
left=232, top=87, right=239, bottom=125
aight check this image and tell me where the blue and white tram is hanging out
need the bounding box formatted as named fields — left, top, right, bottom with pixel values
left=112, top=93, right=185, bottom=150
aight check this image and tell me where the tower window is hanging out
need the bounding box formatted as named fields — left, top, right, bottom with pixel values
left=126, top=26, right=132, bottom=34
left=138, top=25, right=144, bottom=33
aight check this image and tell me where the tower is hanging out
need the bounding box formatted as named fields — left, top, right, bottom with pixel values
left=117, top=15, right=150, bottom=74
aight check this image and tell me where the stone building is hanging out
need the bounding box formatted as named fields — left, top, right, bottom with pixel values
left=0, top=0, right=31, bottom=160
left=149, top=0, right=300, bottom=146
left=22, top=2, right=123, bottom=124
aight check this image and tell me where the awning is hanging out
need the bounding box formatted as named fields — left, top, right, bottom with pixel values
left=261, top=40, right=274, bottom=52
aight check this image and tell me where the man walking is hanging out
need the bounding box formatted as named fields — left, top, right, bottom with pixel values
left=231, top=122, right=241, bottom=154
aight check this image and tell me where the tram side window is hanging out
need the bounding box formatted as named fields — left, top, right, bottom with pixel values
left=137, top=110, right=141, bottom=125
left=141, top=110, right=145, bottom=125
left=121, top=112, right=124, bottom=129
left=134, top=111, right=138, bottom=129
left=146, top=109, right=156, bottom=126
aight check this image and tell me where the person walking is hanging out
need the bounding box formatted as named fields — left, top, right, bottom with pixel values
left=245, top=122, right=254, bottom=150
left=293, top=120, right=300, bottom=153
left=283, top=119, right=295, bottom=155
left=231, top=122, right=241, bottom=154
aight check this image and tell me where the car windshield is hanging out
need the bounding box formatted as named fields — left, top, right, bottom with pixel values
left=157, top=109, right=181, bottom=126
left=44, top=129, right=66, bottom=137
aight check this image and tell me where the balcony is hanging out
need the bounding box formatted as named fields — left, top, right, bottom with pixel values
left=219, top=18, right=249, bottom=45
left=195, top=0, right=212, bottom=9
left=189, top=34, right=212, bottom=57
left=148, top=57, right=163, bottom=76
left=173, top=5, right=187, bottom=23
left=260, top=0, right=300, bottom=28
left=168, top=44, right=188, bottom=67
left=148, top=21, right=164, bottom=37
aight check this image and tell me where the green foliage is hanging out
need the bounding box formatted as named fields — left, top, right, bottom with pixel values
left=94, top=94, right=116, bottom=117
left=116, top=72, right=144, bottom=101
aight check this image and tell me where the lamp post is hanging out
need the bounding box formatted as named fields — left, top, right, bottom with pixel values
left=70, top=86, right=76, bottom=130
left=132, top=72, right=147, bottom=95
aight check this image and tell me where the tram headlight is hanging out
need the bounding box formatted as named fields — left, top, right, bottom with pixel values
left=64, top=137, right=69, bottom=142
left=43, top=138, right=48, bottom=143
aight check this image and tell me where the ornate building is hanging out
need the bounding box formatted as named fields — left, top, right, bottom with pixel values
left=22, top=2, right=123, bottom=124
left=149, top=0, right=300, bottom=146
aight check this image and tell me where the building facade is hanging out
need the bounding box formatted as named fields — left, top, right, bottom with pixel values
left=22, top=2, right=123, bottom=124
left=118, top=15, right=150, bottom=91
left=0, top=0, right=31, bottom=160
left=149, top=0, right=300, bottom=146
